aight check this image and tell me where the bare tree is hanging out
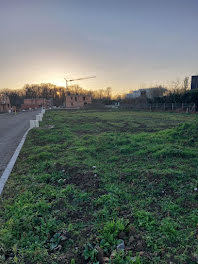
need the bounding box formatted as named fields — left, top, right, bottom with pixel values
left=105, top=87, right=112, bottom=99
left=183, top=77, right=189, bottom=92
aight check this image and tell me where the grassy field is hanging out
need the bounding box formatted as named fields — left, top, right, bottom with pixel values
left=0, top=110, right=198, bottom=264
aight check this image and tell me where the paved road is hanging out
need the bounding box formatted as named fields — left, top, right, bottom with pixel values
left=0, top=110, right=40, bottom=177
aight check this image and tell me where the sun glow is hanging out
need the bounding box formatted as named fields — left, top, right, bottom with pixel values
left=45, top=79, right=65, bottom=87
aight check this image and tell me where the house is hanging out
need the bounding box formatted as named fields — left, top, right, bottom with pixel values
left=66, top=94, right=92, bottom=108
left=126, top=89, right=151, bottom=99
left=21, top=98, right=52, bottom=110
left=0, top=94, right=11, bottom=112
left=191, top=75, right=198, bottom=90
left=126, top=87, right=166, bottom=99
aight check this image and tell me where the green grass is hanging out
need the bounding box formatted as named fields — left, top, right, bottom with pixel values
left=0, top=110, right=198, bottom=264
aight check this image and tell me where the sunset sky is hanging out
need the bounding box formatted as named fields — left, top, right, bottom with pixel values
left=1, top=0, right=198, bottom=94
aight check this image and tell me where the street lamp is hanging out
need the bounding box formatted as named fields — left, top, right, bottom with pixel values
left=64, top=78, right=68, bottom=90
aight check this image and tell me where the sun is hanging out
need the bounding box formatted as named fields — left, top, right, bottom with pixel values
left=49, top=79, right=65, bottom=87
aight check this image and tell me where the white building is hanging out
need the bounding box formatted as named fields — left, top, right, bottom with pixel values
left=126, top=89, right=153, bottom=99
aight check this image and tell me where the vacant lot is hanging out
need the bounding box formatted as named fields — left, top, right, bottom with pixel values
left=0, top=110, right=197, bottom=264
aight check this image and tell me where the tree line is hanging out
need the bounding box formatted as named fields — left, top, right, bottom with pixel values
left=123, top=77, right=198, bottom=106
left=1, top=77, right=197, bottom=108
left=149, top=77, right=198, bottom=104
left=0, top=83, right=113, bottom=108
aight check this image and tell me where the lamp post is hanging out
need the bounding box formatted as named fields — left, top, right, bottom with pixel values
left=64, top=78, right=68, bottom=91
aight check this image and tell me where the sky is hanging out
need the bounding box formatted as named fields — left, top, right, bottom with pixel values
left=1, top=0, right=198, bottom=94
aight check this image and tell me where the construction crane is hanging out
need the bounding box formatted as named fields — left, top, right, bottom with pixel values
left=64, top=76, right=96, bottom=90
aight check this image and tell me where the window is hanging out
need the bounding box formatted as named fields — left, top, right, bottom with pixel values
left=71, top=96, right=73, bottom=100
left=75, top=97, right=77, bottom=101
left=83, top=96, right=85, bottom=101
left=71, top=102, right=73, bottom=106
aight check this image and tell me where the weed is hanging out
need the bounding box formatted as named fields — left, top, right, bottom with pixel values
left=0, top=110, right=197, bottom=263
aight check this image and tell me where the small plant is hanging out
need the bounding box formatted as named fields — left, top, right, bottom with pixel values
left=160, top=218, right=178, bottom=243
left=83, top=243, right=99, bottom=263
left=99, top=219, right=129, bottom=252
left=0, top=111, right=197, bottom=263
left=111, top=251, right=142, bottom=264
left=50, top=233, right=63, bottom=250
left=135, top=210, right=156, bottom=231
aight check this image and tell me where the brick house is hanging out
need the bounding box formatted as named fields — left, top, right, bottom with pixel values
left=0, top=94, right=11, bottom=112
left=66, top=94, right=92, bottom=108
left=21, top=98, right=52, bottom=110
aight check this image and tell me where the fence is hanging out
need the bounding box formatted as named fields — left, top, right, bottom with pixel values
left=120, top=103, right=196, bottom=112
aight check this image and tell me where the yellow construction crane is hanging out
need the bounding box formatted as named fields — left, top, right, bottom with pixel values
left=64, top=76, right=96, bottom=90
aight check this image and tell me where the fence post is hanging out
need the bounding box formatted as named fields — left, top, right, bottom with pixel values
left=172, top=103, right=174, bottom=111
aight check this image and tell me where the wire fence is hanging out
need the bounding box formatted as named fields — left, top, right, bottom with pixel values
left=120, top=103, right=196, bottom=112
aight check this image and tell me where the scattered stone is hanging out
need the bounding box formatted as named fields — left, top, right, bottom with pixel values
left=94, top=174, right=97, bottom=177
left=126, top=245, right=133, bottom=250
left=96, top=247, right=104, bottom=264
left=103, top=257, right=110, bottom=263
left=61, top=231, right=71, bottom=239
left=194, top=187, right=197, bottom=191
left=118, top=231, right=127, bottom=240
left=129, top=236, right=135, bottom=244
left=139, top=251, right=144, bottom=256
left=135, top=234, right=141, bottom=240
left=61, top=235, right=67, bottom=241
left=110, top=250, right=117, bottom=259
left=54, top=245, right=62, bottom=251
left=161, top=248, right=165, bottom=254
left=117, top=240, right=125, bottom=250
left=192, top=253, right=198, bottom=262
left=129, top=226, right=137, bottom=236
left=92, top=166, right=97, bottom=169
left=136, top=240, right=143, bottom=251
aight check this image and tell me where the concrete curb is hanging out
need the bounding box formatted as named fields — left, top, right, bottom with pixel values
left=0, top=109, right=45, bottom=195
left=0, top=129, right=30, bottom=195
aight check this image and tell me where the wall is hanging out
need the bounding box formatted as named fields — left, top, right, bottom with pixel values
left=66, top=95, right=92, bottom=108
left=22, top=98, right=52, bottom=109
left=0, top=95, right=11, bottom=112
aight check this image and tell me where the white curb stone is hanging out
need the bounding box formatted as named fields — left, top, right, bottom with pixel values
left=36, top=115, right=42, bottom=121
left=30, top=120, right=39, bottom=128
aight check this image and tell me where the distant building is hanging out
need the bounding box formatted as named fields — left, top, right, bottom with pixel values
left=126, top=87, right=166, bottom=99
left=191, top=76, right=198, bottom=90
left=0, top=94, right=11, bottom=112
left=66, top=94, right=92, bottom=108
left=126, top=89, right=152, bottom=99
left=21, top=98, right=52, bottom=110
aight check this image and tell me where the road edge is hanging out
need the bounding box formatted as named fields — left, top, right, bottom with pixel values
left=0, top=129, right=30, bottom=195
left=0, top=109, right=45, bottom=196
